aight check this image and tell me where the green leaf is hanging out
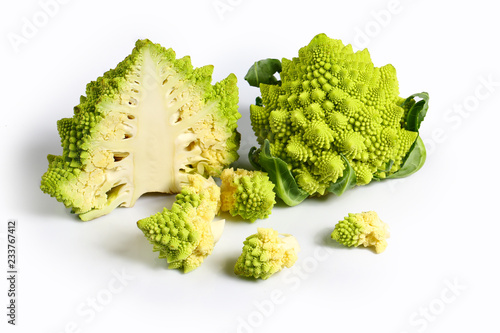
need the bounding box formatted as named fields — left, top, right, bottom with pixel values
left=255, top=96, right=263, bottom=107
left=403, top=92, right=429, bottom=132
left=248, top=146, right=262, bottom=171
left=387, top=136, right=427, bottom=179
left=373, top=160, right=394, bottom=180
left=327, top=154, right=357, bottom=196
left=258, top=140, right=308, bottom=206
left=380, top=160, right=394, bottom=173
left=244, top=59, right=282, bottom=87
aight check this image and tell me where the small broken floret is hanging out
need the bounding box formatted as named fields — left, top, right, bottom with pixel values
left=137, top=174, right=224, bottom=273
left=41, top=39, right=240, bottom=220
left=331, top=211, right=390, bottom=253
left=234, top=228, right=300, bottom=279
left=220, top=168, right=276, bottom=222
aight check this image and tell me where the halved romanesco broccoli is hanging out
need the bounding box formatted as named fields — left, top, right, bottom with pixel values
left=234, top=228, right=300, bottom=279
left=220, top=168, right=276, bottom=222
left=137, top=174, right=225, bottom=273
left=41, top=39, right=240, bottom=220
left=247, top=33, right=428, bottom=205
left=331, top=211, right=390, bottom=253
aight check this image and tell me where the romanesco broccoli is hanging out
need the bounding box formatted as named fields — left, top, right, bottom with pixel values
left=137, top=174, right=224, bottom=273
left=41, top=39, right=240, bottom=220
left=234, top=228, right=299, bottom=279
left=220, top=168, right=276, bottom=222
left=247, top=34, right=429, bottom=205
left=331, top=211, right=390, bottom=253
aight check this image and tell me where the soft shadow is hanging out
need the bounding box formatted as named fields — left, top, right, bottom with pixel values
left=231, top=159, right=254, bottom=172
left=137, top=192, right=176, bottom=213
left=315, top=227, right=378, bottom=253
left=26, top=128, right=66, bottom=217
left=107, top=232, right=166, bottom=270
left=218, top=211, right=253, bottom=224
left=222, top=256, right=259, bottom=283
left=222, top=256, right=238, bottom=277
left=273, top=200, right=290, bottom=208
left=307, top=194, right=334, bottom=204
left=315, top=226, right=349, bottom=249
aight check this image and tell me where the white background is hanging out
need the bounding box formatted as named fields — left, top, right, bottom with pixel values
left=1, top=0, right=499, bottom=332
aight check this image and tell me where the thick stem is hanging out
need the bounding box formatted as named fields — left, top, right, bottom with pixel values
left=280, top=234, right=301, bottom=254
left=79, top=186, right=132, bottom=221
left=211, top=219, right=225, bottom=243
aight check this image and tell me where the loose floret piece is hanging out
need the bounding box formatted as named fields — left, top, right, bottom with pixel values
left=247, top=33, right=429, bottom=205
left=41, top=39, right=240, bottom=220
left=137, top=174, right=224, bottom=273
left=331, top=211, right=390, bottom=253
left=220, top=168, right=276, bottom=222
left=234, top=228, right=300, bottom=279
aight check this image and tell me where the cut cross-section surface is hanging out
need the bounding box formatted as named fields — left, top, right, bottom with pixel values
left=41, top=39, right=241, bottom=221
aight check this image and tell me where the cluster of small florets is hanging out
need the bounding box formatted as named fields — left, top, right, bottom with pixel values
left=139, top=193, right=202, bottom=262
left=220, top=168, right=276, bottom=222
left=250, top=34, right=418, bottom=195
left=234, top=228, right=299, bottom=280
left=137, top=174, right=222, bottom=273
left=41, top=35, right=411, bottom=279
left=331, top=211, right=390, bottom=253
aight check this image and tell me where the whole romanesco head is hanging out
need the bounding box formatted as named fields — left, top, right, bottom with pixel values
left=41, top=39, right=240, bottom=221
left=234, top=228, right=300, bottom=279
left=137, top=174, right=225, bottom=273
left=331, top=211, right=390, bottom=253
left=220, top=168, right=276, bottom=222
left=248, top=34, right=428, bottom=204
